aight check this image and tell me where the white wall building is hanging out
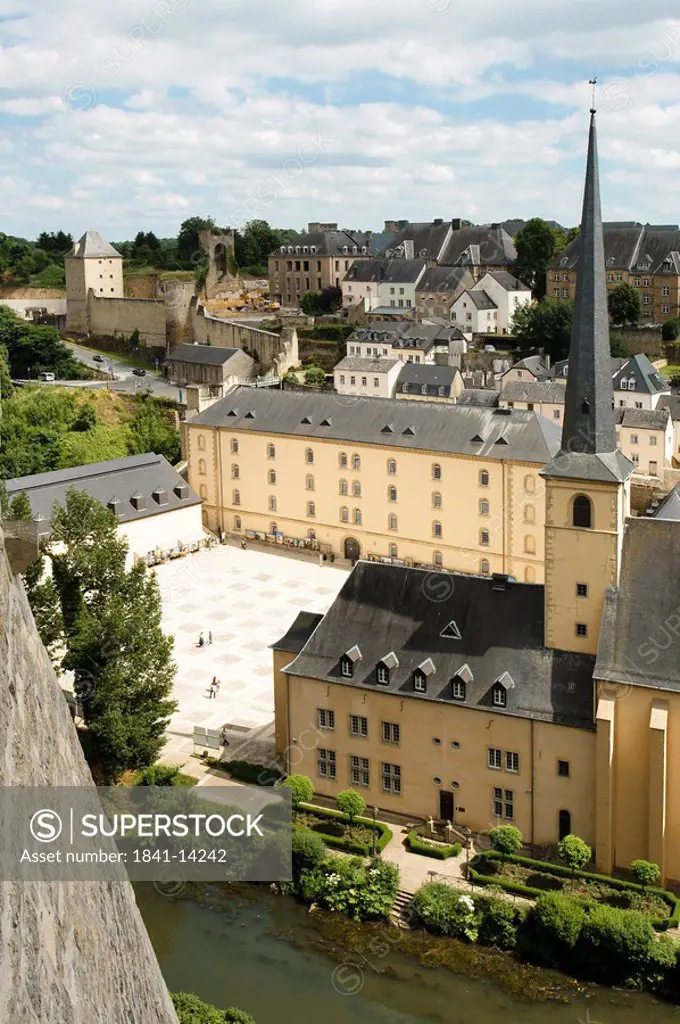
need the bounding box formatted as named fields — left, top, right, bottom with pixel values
left=471, top=271, right=532, bottom=333
left=334, top=356, right=403, bottom=398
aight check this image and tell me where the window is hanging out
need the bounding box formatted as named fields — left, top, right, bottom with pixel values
left=663, top=285, right=671, bottom=296
left=352, top=454, right=361, bottom=470
left=432, top=521, right=442, bottom=538
left=231, top=464, right=240, bottom=480
left=340, top=656, right=353, bottom=678
left=414, top=672, right=426, bottom=693
left=576, top=623, right=588, bottom=637
left=318, top=709, right=335, bottom=730
left=432, top=463, right=442, bottom=480
left=382, top=721, right=400, bottom=744
left=389, top=543, right=398, bottom=559
left=349, top=715, right=368, bottom=738
left=377, top=664, right=389, bottom=685
left=524, top=474, right=535, bottom=493
left=318, top=748, right=336, bottom=779
left=339, top=479, right=348, bottom=495
left=650, top=460, right=658, bottom=475
left=493, top=787, right=514, bottom=819
left=374, top=377, right=380, bottom=388
left=553, top=409, right=561, bottom=419
left=576, top=583, right=588, bottom=597
left=305, top=501, right=315, bottom=518
left=558, top=759, right=570, bottom=778
left=433, top=551, right=443, bottom=568
left=232, top=489, right=240, bottom=505
left=340, top=506, right=349, bottom=523
left=198, top=459, right=207, bottom=475
left=350, top=755, right=370, bottom=787
left=230, top=438, right=239, bottom=454
left=649, top=435, right=657, bottom=446
left=233, top=515, right=241, bottom=531
left=492, top=685, right=506, bottom=707
left=387, top=458, right=397, bottom=474
left=388, top=485, right=397, bottom=502
left=488, top=748, right=502, bottom=770
left=382, top=763, right=401, bottom=794
left=197, top=435, right=206, bottom=451
left=524, top=535, right=535, bottom=554
left=352, top=480, right=361, bottom=497
left=479, top=498, right=489, bottom=515
left=630, top=433, right=639, bottom=445
left=480, top=529, right=490, bottom=546
left=268, top=469, right=276, bottom=485
left=432, top=492, right=442, bottom=509
left=267, top=443, right=276, bottom=459
left=572, top=494, right=592, bottom=529
left=388, top=513, right=398, bottom=531
left=306, top=474, right=315, bottom=491
left=339, top=452, right=348, bottom=468
left=452, top=679, right=466, bottom=701
left=631, top=452, right=639, bottom=465
left=199, top=484, right=208, bottom=499
left=305, top=448, right=314, bottom=464
left=480, top=469, right=489, bottom=486
left=268, top=495, right=277, bottom=512
left=506, top=751, right=520, bottom=773
left=353, top=508, right=362, bottom=525
left=362, top=377, right=367, bottom=387
left=480, top=559, right=490, bottom=575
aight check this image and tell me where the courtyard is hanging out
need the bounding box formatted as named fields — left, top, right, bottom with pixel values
left=153, top=544, right=348, bottom=764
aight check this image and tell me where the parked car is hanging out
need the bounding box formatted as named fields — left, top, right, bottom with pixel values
left=38, top=372, right=55, bottom=382
left=93, top=354, right=104, bottom=363
left=132, top=368, right=146, bottom=377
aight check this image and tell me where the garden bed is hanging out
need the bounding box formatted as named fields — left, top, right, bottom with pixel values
left=468, top=851, right=679, bottom=929
left=406, top=829, right=461, bottom=860
left=296, top=803, right=392, bottom=856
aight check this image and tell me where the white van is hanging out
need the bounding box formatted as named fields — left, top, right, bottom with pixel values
left=38, top=372, right=56, bottom=382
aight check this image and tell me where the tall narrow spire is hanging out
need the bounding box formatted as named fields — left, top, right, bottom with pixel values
left=543, top=110, right=633, bottom=483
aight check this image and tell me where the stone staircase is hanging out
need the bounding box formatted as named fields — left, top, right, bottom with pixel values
left=390, top=888, right=414, bottom=929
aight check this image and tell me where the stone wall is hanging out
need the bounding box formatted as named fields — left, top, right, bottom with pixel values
left=189, top=305, right=298, bottom=375
left=0, top=524, right=178, bottom=1024
left=87, top=292, right=167, bottom=347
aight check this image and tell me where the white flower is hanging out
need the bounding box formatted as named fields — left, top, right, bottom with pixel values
left=457, top=895, right=475, bottom=913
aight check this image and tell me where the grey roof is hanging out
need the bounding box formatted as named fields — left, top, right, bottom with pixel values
left=272, top=611, right=323, bottom=653
left=380, top=221, right=452, bottom=261
left=416, top=266, right=473, bottom=294
left=596, top=518, right=680, bottom=691
left=647, top=484, right=680, bottom=521
left=544, top=113, right=633, bottom=485
left=456, top=389, right=500, bottom=408
left=271, top=230, right=373, bottom=258
left=612, top=354, right=671, bottom=395
left=658, top=394, right=680, bottom=421
left=464, top=290, right=497, bottom=310
left=6, top=454, right=201, bottom=533
left=166, top=344, right=241, bottom=366
left=366, top=307, right=409, bottom=317
left=501, top=380, right=567, bottom=405
left=551, top=356, right=627, bottom=379
left=508, top=354, right=551, bottom=377
left=397, top=363, right=460, bottom=396
left=486, top=270, right=530, bottom=291
left=551, top=221, right=680, bottom=275
left=69, top=231, right=121, bottom=259
left=335, top=356, right=401, bottom=373
left=613, top=406, right=670, bottom=430
left=343, top=257, right=426, bottom=285
left=189, top=386, right=561, bottom=464
left=350, top=322, right=463, bottom=352
left=502, top=219, right=564, bottom=238
left=285, top=562, right=595, bottom=728
left=440, top=224, right=517, bottom=268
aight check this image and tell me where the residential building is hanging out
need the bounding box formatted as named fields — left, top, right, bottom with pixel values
left=614, top=407, right=673, bottom=478
left=342, top=258, right=426, bottom=311
left=268, top=225, right=374, bottom=308
left=498, top=355, right=551, bottom=391
left=438, top=222, right=517, bottom=278
left=273, top=112, right=680, bottom=886
left=611, top=353, right=671, bottom=410
left=6, top=454, right=204, bottom=566
left=471, top=272, right=532, bottom=333
left=548, top=221, right=680, bottom=323
left=658, top=394, right=680, bottom=464
left=345, top=323, right=465, bottom=366
left=165, top=343, right=253, bottom=389
left=451, top=289, right=498, bottom=334
left=334, top=356, right=402, bottom=399
left=415, top=266, right=475, bottom=318
left=456, top=389, right=500, bottom=409
left=395, top=364, right=463, bottom=403
left=380, top=218, right=454, bottom=263
left=499, top=379, right=566, bottom=425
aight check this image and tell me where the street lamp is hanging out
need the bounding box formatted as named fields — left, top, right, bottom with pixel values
left=372, top=806, right=378, bottom=856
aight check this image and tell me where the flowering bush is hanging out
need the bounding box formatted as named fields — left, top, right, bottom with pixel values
left=411, top=883, right=479, bottom=941
left=296, top=855, right=399, bottom=921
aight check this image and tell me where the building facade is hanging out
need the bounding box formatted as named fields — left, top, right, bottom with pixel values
left=268, top=225, right=374, bottom=308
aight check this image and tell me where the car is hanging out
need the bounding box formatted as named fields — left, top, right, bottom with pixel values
left=93, top=354, right=104, bottom=363
left=38, top=372, right=55, bottom=382
left=132, top=368, right=147, bottom=377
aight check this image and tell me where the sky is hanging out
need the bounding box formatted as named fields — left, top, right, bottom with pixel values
left=1, top=0, right=680, bottom=240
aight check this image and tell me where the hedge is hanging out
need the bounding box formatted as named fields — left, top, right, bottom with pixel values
left=468, top=851, right=680, bottom=929
left=204, top=758, right=282, bottom=786
left=406, top=829, right=462, bottom=860
left=297, top=802, right=393, bottom=855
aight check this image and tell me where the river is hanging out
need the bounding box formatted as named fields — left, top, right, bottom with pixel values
left=136, top=884, right=680, bottom=1024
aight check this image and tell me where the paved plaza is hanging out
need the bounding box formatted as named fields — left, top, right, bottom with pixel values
left=153, top=544, right=348, bottom=763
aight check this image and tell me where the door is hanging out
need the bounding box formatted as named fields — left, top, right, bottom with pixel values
left=344, top=537, right=360, bottom=562
left=439, top=790, right=455, bottom=822
left=558, top=809, right=571, bottom=841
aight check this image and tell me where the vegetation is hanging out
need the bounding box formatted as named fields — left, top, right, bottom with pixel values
left=302, top=364, right=327, bottom=387
left=406, top=829, right=462, bottom=860
left=336, top=789, right=366, bottom=834
left=0, top=305, right=89, bottom=380
left=300, top=287, right=343, bottom=315
left=0, top=230, right=72, bottom=287
left=281, top=774, right=314, bottom=814
left=171, top=993, right=255, bottom=1024
left=286, top=840, right=399, bottom=921
left=557, top=834, right=592, bottom=887
left=411, top=883, right=480, bottom=942
left=134, top=764, right=197, bottom=786
left=608, top=282, right=642, bottom=326
left=295, top=803, right=392, bottom=856
left=24, top=489, right=176, bottom=781
left=509, top=296, right=574, bottom=361
left=631, top=858, right=661, bottom=892
left=489, top=825, right=523, bottom=864
left=512, top=218, right=575, bottom=297
left=204, top=758, right=283, bottom=786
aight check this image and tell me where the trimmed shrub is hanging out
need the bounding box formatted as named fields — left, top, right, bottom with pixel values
left=281, top=774, right=314, bottom=810
left=336, top=789, right=367, bottom=826
left=489, top=825, right=523, bottom=862
left=557, top=834, right=592, bottom=885
left=476, top=896, right=522, bottom=950
left=205, top=759, right=282, bottom=786
left=411, top=882, right=479, bottom=941
left=297, top=803, right=392, bottom=854
left=406, top=829, right=461, bottom=860
left=631, top=859, right=661, bottom=891
left=291, top=828, right=326, bottom=872
left=528, top=892, right=585, bottom=960
left=578, top=903, right=655, bottom=985
left=137, top=764, right=180, bottom=786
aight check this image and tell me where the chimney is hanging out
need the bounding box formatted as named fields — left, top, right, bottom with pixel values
left=433, top=218, right=443, bottom=226
left=451, top=219, right=463, bottom=231
left=403, top=239, right=415, bottom=260
left=384, top=220, right=398, bottom=233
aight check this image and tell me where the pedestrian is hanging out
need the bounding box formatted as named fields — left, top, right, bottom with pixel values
left=198, top=631, right=204, bottom=648
left=221, top=726, right=230, bottom=747
left=215, top=678, right=221, bottom=695
left=209, top=679, right=216, bottom=699
left=240, top=538, right=247, bottom=551
left=208, top=630, right=213, bottom=645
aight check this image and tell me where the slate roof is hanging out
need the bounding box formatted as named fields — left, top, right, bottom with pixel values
left=273, top=611, right=323, bottom=653
left=6, top=454, right=201, bottom=533
left=271, top=230, right=372, bottom=258
left=612, top=354, right=671, bottom=395
left=343, top=258, right=426, bottom=285
left=380, top=221, right=452, bottom=261
left=456, top=389, right=500, bottom=408
left=551, top=356, right=627, bottom=379
left=284, top=562, right=595, bottom=728
left=463, top=290, right=497, bottom=310
left=189, top=386, right=561, bottom=464
left=397, top=363, right=461, bottom=396
left=350, top=323, right=464, bottom=353
left=166, top=344, right=242, bottom=366
left=647, top=484, right=680, bottom=521
left=501, top=380, right=567, bottom=405
left=658, top=394, right=680, bottom=421
left=613, top=407, right=671, bottom=430
left=440, top=225, right=517, bottom=268
left=69, top=231, right=121, bottom=259
left=596, top=518, right=680, bottom=691
left=485, top=270, right=531, bottom=292
left=416, top=266, right=473, bottom=294
left=509, top=355, right=551, bottom=377
left=335, top=356, right=401, bottom=373
left=551, top=222, right=680, bottom=275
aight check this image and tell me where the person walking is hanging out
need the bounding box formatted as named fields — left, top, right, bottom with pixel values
left=208, top=679, right=216, bottom=699
left=208, top=630, right=213, bottom=645
left=214, top=678, right=221, bottom=696
left=198, top=631, right=204, bottom=648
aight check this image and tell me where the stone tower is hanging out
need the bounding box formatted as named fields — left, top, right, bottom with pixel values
left=65, top=231, right=124, bottom=333
left=541, top=111, right=634, bottom=656
left=198, top=228, right=238, bottom=298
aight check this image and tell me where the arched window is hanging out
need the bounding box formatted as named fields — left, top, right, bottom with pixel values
left=352, top=480, right=361, bottom=497
left=525, top=566, right=536, bottom=583
left=232, top=489, right=240, bottom=505
left=267, top=443, right=276, bottom=459
left=524, top=503, right=535, bottom=524
left=199, top=483, right=207, bottom=499
left=432, top=463, right=442, bottom=480
left=305, top=448, right=314, bottom=464
left=432, top=492, right=442, bottom=509
left=198, top=459, right=207, bottom=476
left=307, top=501, right=316, bottom=517
left=339, top=452, right=348, bottom=468
left=572, top=494, right=592, bottom=529
left=268, top=495, right=277, bottom=512
left=352, top=454, right=361, bottom=470
left=387, top=458, right=397, bottom=475
left=270, top=521, right=278, bottom=534
left=480, top=558, right=490, bottom=574
left=389, top=543, right=398, bottom=559
left=233, top=515, right=242, bottom=531
left=268, top=469, right=276, bottom=485
left=231, top=464, right=240, bottom=480
left=339, top=479, right=348, bottom=495
left=230, top=438, right=239, bottom=454
left=558, top=809, right=572, bottom=842
left=197, top=435, right=206, bottom=451
left=388, top=513, right=398, bottom=531
left=433, top=551, right=443, bottom=568
left=307, top=529, right=316, bottom=540
left=480, top=469, right=489, bottom=486
left=524, top=474, right=535, bottom=493
left=388, top=485, right=397, bottom=502
left=524, top=535, right=535, bottom=554
left=353, top=508, right=362, bottom=525
left=433, top=521, right=442, bottom=538
left=340, top=506, right=349, bottom=523
left=480, top=529, right=490, bottom=546
left=306, top=474, right=315, bottom=491
left=479, top=498, right=489, bottom=515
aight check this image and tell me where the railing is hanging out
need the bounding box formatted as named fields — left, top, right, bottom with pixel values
left=240, top=375, right=281, bottom=388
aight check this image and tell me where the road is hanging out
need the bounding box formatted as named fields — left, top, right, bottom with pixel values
left=63, top=342, right=180, bottom=401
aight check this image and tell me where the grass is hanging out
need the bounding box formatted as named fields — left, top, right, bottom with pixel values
left=122, top=265, right=195, bottom=281
left=659, top=363, right=680, bottom=377
left=62, top=336, right=157, bottom=372
left=296, top=802, right=393, bottom=856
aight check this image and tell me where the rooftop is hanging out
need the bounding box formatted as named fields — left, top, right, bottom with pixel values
left=166, top=344, right=242, bottom=366
left=501, top=380, right=567, bottom=405
left=646, top=484, right=680, bottom=522
left=397, top=363, right=460, bottom=395
left=456, top=389, right=500, bottom=408
left=612, top=354, right=671, bottom=396
left=335, top=356, right=401, bottom=373
left=68, top=230, right=121, bottom=260
left=440, top=224, right=517, bottom=268
left=613, top=406, right=671, bottom=430
left=416, top=266, right=473, bottom=294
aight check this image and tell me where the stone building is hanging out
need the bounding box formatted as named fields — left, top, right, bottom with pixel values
left=268, top=224, right=375, bottom=308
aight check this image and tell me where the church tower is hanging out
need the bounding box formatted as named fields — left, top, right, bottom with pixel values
left=541, top=110, right=634, bottom=655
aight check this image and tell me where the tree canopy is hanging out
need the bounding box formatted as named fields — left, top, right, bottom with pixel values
left=510, top=296, right=574, bottom=361
left=513, top=218, right=571, bottom=297
left=0, top=306, right=86, bottom=380
left=608, top=282, right=641, bottom=326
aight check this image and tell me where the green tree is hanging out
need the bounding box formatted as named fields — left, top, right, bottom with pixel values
left=513, top=217, right=563, bottom=296
left=72, top=402, right=98, bottom=432
left=662, top=317, right=680, bottom=341
left=630, top=858, right=661, bottom=892
left=608, top=282, right=641, bottom=326
left=176, top=216, right=216, bottom=266
left=509, top=296, right=573, bottom=361
left=126, top=396, right=181, bottom=463
left=303, top=365, right=326, bottom=387
left=281, top=774, right=314, bottom=815
left=36, top=230, right=73, bottom=255
left=172, top=992, right=255, bottom=1024
left=489, top=825, right=523, bottom=865
left=556, top=833, right=591, bottom=889
left=23, top=550, right=64, bottom=666
left=609, top=334, right=630, bottom=358
left=300, top=287, right=343, bottom=315
left=336, top=789, right=366, bottom=833
left=0, top=352, right=13, bottom=398
left=8, top=490, right=33, bottom=520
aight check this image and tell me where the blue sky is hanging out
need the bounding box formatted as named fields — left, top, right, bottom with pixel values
left=1, top=0, right=680, bottom=240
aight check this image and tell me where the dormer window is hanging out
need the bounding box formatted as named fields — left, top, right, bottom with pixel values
left=452, top=663, right=472, bottom=701
left=377, top=665, right=390, bottom=685
left=452, top=679, right=466, bottom=701
left=340, top=644, right=362, bottom=678
left=377, top=651, right=399, bottom=686
left=414, top=671, right=426, bottom=693
left=492, top=685, right=506, bottom=707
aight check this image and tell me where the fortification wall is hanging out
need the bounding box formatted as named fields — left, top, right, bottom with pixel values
left=87, top=292, right=167, bottom=347
left=0, top=523, right=178, bottom=1024
left=160, top=279, right=196, bottom=349
left=190, top=305, right=298, bottom=374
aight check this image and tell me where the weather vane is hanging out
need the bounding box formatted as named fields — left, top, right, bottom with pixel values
left=589, top=76, right=598, bottom=112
